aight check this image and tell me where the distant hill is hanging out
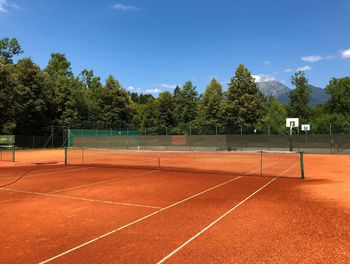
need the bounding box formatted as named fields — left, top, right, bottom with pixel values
left=257, top=81, right=330, bottom=105
left=257, top=81, right=290, bottom=98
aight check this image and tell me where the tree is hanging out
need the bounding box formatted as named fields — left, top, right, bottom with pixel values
left=174, top=81, right=198, bottom=133
left=225, top=64, right=265, bottom=128
left=288, top=71, right=311, bottom=122
left=0, top=61, right=18, bottom=133
left=325, top=77, right=350, bottom=114
left=312, top=77, right=350, bottom=134
left=173, top=85, right=181, bottom=101
left=45, top=53, right=78, bottom=127
left=137, top=102, right=158, bottom=134
left=0, top=37, right=23, bottom=63
left=196, top=78, right=224, bottom=134
left=78, top=69, right=103, bottom=124
left=98, top=75, right=135, bottom=128
left=45, top=53, right=73, bottom=81
left=156, top=91, right=175, bottom=134
left=260, top=97, right=288, bottom=134
left=14, top=58, right=51, bottom=134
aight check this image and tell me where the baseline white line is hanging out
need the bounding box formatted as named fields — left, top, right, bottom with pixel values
left=156, top=177, right=277, bottom=264
left=0, top=188, right=162, bottom=210
left=38, top=176, right=242, bottom=264
left=49, top=170, right=159, bottom=194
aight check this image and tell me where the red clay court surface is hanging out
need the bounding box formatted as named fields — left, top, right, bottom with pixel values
left=0, top=149, right=349, bottom=263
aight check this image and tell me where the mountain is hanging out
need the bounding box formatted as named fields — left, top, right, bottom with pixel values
left=257, top=81, right=330, bottom=105
left=257, top=81, right=290, bottom=97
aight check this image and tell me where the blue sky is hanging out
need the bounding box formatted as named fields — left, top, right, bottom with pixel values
left=1, top=0, right=349, bottom=94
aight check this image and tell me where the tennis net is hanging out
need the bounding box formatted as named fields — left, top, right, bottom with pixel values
left=64, top=148, right=304, bottom=179
left=0, top=145, right=16, bottom=162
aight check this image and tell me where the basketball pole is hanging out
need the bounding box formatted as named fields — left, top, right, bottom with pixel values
left=289, top=124, right=294, bottom=151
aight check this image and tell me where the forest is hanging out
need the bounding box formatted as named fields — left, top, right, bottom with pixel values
left=1, top=37, right=350, bottom=136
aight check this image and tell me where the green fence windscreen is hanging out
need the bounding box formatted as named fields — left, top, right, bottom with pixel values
left=0, top=135, right=15, bottom=145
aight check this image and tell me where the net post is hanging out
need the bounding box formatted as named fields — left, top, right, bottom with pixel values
left=299, top=151, right=305, bottom=179
left=64, top=147, right=67, bottom=165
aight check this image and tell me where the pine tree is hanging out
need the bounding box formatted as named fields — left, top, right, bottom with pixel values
left=197, top=78, right=224, bottom=134
left=225, top=64, right=265, bottom=128
left=174, top=81, right=198, bottom=133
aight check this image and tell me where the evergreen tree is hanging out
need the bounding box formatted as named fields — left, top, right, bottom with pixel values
left=225, top=64, right=265, bottom=128
left=197, top=78, right=224, bottom=134
left=174, top=81, right=198, bottom=133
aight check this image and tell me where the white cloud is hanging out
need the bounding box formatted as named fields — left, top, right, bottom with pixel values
left=252, top=74, right=276, bottom=83
left=0, top=0, right=21, bottom=13
left=126, top=86, right=142, bottom=93
left=284, top=68, right=293, bottom=73
left=325, top=55, right=336, bottom=60
left=111, top=3, right=138, bottom=11
left=159, top=83, right=178, bottom=89
left=263, top=60, right=271, bottom=65
left=340, top=49, right=350, bottom=58
left=301, top=55, right=322, bottom=63
left=296, top=65, right=312, bottom=72
left=145, top=88, right=161, bottom=93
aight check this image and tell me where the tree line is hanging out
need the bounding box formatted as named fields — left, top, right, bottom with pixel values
left=1, top=37, right=350, bottom=136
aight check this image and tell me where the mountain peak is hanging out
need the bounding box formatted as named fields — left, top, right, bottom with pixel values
left=257, top=81, right=329, bottom=105
left=257, top=81, right=290, bottom=97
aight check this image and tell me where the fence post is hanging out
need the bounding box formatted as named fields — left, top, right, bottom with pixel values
left=51, top=126, right=54, bottom=148
left=64, top=147, right=67, bottom=165
left=300, top=151, right=305, bottom=180
left=12, top=145, right=16, bottom=162
left=260, top=149, right=263, bottom=177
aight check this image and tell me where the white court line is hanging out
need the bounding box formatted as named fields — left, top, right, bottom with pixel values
left=278, top=162, right=298, bottom=177
left=38, top=176, right=243, bottom=264
left=0, top=188, right=162, bottom=210
left=26, top=167, right=94, bottom=177
left=0, top=167, right=93, bottom=178
left=156, top=177, right=277, bottom=264
left=156, top=162, right=299, bottom=263
left=246, top=158, right=284, bottom=175
left=50, top=170, right=159, bottom=194
left=49, top=178, right=122, bottom=194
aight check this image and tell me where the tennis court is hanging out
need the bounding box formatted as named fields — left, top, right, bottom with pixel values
left=0, top=149, right=349, bottom=263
